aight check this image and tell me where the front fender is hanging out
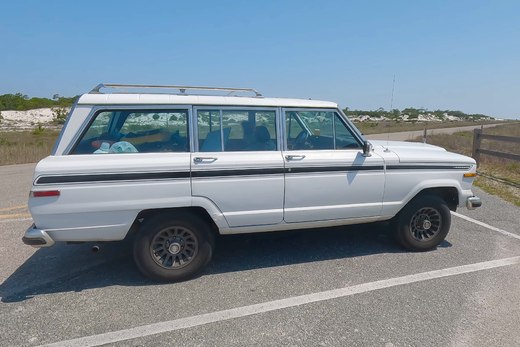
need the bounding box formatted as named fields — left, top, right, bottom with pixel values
left=381, top=177, right=469, bottom=218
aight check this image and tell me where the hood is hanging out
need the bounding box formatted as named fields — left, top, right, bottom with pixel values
left=370, top=140, right=476, bottom=164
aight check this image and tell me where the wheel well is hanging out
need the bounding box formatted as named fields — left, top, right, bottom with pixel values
left=132, top=207, right=220, bottom=237
left=417, top=187, right=459, bottom=211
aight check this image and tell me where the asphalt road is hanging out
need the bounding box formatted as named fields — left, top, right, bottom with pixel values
left=1, top=163, right=520, bottom=347
left=365, top=123, right=504, bottom=141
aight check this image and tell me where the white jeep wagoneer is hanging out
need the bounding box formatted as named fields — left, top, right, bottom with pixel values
left=23, top=84, right=481, bottom=281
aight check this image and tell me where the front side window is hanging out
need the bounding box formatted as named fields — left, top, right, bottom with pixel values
left=71, top=109, right=189, bottom=154
left=197, top=109, right=277, bottom=152
left=285, top=110, right=361, bottom=150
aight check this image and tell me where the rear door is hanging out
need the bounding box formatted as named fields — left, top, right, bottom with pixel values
left=282, top=109, right=385, bottom=223
left=191, top=107, right=285, bottom=227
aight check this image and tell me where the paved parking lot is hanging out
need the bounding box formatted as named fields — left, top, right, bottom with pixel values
left=1, top=163, right=519, bottom=347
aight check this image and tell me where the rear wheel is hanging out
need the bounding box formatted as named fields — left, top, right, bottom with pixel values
left=134, top=213, right=214, bottom=282
left=394, top=195, right=451, bottom=251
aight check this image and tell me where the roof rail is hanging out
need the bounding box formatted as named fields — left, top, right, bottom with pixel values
left=90, top=83, right=263, bottom=97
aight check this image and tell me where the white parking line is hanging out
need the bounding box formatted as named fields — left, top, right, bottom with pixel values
left=40, top=256, right=520, bottom=347
left=452, top=211, right=520, bottom=241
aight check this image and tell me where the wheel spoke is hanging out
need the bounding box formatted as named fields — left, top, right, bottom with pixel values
left=409, top=207, right=442, bottom=241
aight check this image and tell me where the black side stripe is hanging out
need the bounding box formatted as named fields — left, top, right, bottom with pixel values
left=35, top=164, right=471, bottom=184
left=386, top=165, right=471, bottom=170
left=286, top=165, right=384, bottom=174
left=192, top=168, right=284, bottom=178
left=192, top=166, right=384, bottom=177
left=36, top=172, right=190, bottom=184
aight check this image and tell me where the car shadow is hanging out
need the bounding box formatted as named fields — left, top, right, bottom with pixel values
left=0, top=222, right=451, bottom=303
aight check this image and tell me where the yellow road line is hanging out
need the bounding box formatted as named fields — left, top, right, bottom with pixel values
left=0, top=213, right=32, bottom=220
left=0, top=204, right=28, bottom=212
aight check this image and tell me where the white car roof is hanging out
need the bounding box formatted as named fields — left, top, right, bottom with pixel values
left=77, top=93, right=338, bottom=109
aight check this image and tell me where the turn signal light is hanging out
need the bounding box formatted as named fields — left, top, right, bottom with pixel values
left=32, top=190, right=61, bottom=198
left=463, top=173, right=477, bottom=178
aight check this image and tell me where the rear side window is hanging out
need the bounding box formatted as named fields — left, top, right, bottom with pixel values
left=71, top=109, right=189, bottom=154
left=196, top=109, right=277, bottom=152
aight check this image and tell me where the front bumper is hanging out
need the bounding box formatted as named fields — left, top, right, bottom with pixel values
left=466, top=196, right=482, bottom=210
left=22, top=224, right=55, bottom=248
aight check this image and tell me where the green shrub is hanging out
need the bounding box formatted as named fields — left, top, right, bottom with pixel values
left=32, top=124, right=45, bottom=135
left=0, top=93, right=76, bottom=111
left=52, top=107, right=69, bottom=124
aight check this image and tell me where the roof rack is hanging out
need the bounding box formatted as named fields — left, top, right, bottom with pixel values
left=90, top=83, right=263, bottom=97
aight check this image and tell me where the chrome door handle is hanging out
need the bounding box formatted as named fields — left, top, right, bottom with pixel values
left=285, top=155, right=306, bottom=161
left=193, top=157, right=218, bottom=163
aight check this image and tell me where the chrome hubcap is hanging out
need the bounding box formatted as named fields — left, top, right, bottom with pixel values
left=168, top=242, right=181, bottom=255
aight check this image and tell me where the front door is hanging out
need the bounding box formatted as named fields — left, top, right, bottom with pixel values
left=283, top=109, right=385, bottom=223
left=191, top=107, right=284, bottom=227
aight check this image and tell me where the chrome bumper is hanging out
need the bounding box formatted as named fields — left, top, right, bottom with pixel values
left=22, top=224, right=55, bottom=248
left=466, top=196, right=482, bottom=210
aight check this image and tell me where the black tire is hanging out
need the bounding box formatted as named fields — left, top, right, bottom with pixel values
left=394, top=194, right=451, bottom=251
left=133, top=213, right=214, bottom=282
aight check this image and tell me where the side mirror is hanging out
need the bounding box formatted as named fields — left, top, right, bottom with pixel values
left=362, top=140, right=372, bottom=157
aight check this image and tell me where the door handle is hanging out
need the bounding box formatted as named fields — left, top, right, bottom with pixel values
left=285, top=155, right=306, bottom=161
left=193, top=157, right=218, bottom=163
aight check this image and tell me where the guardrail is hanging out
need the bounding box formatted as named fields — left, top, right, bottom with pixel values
left=472, top=128, right=520, bottom=167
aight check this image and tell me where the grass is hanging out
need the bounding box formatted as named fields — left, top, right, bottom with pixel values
left=0, top=128, right=59, bottom=165
left=420, top=123, right=520, bottom=206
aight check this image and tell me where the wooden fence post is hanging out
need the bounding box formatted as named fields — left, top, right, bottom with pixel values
left=472, top=128, right=481, bottom=167
left=423, top=128, right=427, bottom=143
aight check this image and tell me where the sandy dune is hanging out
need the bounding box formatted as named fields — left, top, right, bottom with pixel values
left=0, top=108, right=69, bottom=130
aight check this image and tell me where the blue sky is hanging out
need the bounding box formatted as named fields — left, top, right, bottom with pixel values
left=1, top=0, right=519, bottom=118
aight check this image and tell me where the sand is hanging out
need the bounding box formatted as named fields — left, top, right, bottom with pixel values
left=0, top=108, right=69, bottom=130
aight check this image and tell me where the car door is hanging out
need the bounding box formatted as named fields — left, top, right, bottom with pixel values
left=282, top=109, right=385, bottom=223
left=191, top=107, right=285, bottom=227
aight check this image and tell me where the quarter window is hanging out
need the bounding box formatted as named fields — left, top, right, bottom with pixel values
left=80, top=112, right=111, bottom=140
left=71, top=109, right=189, bottom=154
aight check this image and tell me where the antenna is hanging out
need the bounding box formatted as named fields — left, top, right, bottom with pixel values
left=390, top=74, right=396, bottom=110
left=386, top=74, right=395, bottom=149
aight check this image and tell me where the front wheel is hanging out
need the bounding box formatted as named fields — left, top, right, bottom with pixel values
left=133, top=213, right=214, bottom=282
left=394, top=195, right=451, bottom=251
